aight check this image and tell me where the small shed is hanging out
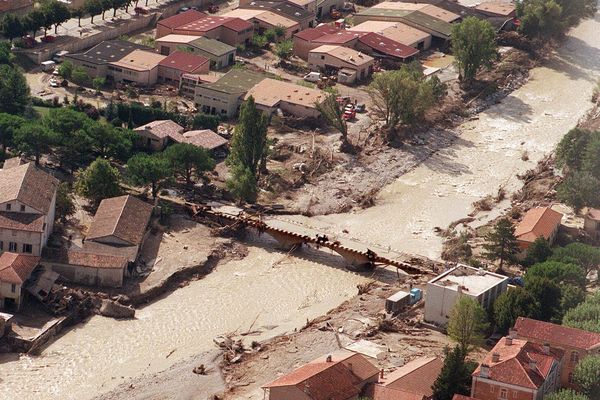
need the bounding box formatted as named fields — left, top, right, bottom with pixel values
left=386, top=290, right=411, bottom=314
left=0, top=311, right=13, bottom=338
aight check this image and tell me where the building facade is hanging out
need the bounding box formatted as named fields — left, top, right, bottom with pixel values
left=0, top=253, right=40, bottom=311
left=583, top=208, right=600, bottom=241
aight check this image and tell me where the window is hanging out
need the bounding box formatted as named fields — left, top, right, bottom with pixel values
left=8, top=242, right=17, bottom=252
left=320, top=55, right=325, bottom=60
left=512, top=391, right=517, bottom=398
left=500, top=389, right=508, bottom=399
left=10, top=284, right=16, bottom=293
left=5, top=203, right=10, bottom=211
left=490, top=386, right=495, bottom=393
left=570, top=351, right=579, bottom=364
left=20, top=205, right=25, bottom=212
left=22, top=244, right=32, bottom=254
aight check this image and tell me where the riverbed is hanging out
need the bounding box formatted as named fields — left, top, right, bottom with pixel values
left=2, top=14, right=600, bottom=400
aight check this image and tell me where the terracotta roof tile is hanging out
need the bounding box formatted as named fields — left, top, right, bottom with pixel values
left=182, top=130, right=228, bottom=150
left=380, top=356, right=442, bottom=397
left=294, top=25, right=340, bottom=41
left=374, top=385, right=425, bottom=400
left=514, top=207, right=563, bottom=244
left=2, top=157, right=25, bottom=169
left=158, top=10, right=207, bottom=29
left=158, top=51, right=209, bottom=73
left=472, top=337, right=563, bottom=389
left=453, top=395, right=479, bottom=400
left=223, top=17, right=254, bottom=32
left=42, top=248, right=128, bottom=270
left=134, top=120, right=185, bottom=140
left=87, top=195, right=153, bottom=246
left=0, top=163, right=58, bottom=214
left=0, top=252, right=40, bottom=284
left=315, top=31, right=366, bottom=44
left=514, top=317, right=600, bottom=351
left=587, top=208, right=600, bottom=221
left=0, top=211, right=45, bottom=232
left=358, top=32, right=419, bottom=59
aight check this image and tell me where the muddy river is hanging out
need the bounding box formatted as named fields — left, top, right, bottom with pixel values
left=2, top=14, right=600, bottom=400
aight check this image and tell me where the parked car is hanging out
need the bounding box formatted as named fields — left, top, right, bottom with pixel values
left=49, top=79, right=59, bottom=87
left=355, top=104, right=366, bottom=112
left=304, top=72, right=321, bottom=82
left=508, top=276, right=524, bottom=286
left=343, top=108, right=355, bottom=120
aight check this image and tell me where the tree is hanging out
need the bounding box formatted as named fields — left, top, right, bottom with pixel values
left=54, top=128, right=95, bottom=173
left=100, top=0, right=112, bottom=19
left=274, top=39, right=293, bottom=63
left=556, top=0, right=597, bottom=25
left=71, top=66, right=89, bottom=86
left=482, top=218, right=519, bottom=271
left=251, top=34, right=268, bottom=48
left=573, top=356, right=600, bottom=400
left=226, top=165, right=258, bottom=203
left=87, top=123, right=133, bottom=160
left=563, top=292, right=600, bottom=333
left=127, top=153, right=172, bottom=199
left=55, top=182, right=76, bottom=223
left=558, top=171, right=600, bottom=212
left=451, top=17, right=496, bottom=82
left=560, top=283, right=586, bottom=314
left=58, top=60, right=74, bottom=79
left=315, top=91, right=351, bottom=152
left=526, top=261, right=587, bottom=288
left=164, top=143, right=215, bottom=185
left=0, top=64, right=30, bottom=115
left=23, top=9, right=46, bottom=37
left=493, top=288, right=541, bottom=333
left=556, top=128, right=595, bottom=171
left=192, top=113, right=220, bottom=131
left=45, top=1, right=71, bottom=34
left=110, top=0, right=127, bottom=17
left=72, top=7, right=85, bottom=28
left=227, top=96, right=268, bottom=178
left=85, top=0, right=103, bottom=23
left=75, top=158, right=122, bottom=206
left=525, top=276, right=562, bottom=322
left=517, top=0, right=564, bottom=38
left=367, top=63, right=440, bottom=134
left=522, top=237, right=552, bottom=267
left=550, top=242, right=600, bottom=277
left=14, top=123, right=55, bottom=165
left=447, top=297, right=489, bottom=355
left=92, top=76, right=105, bottom=93
left=545, top=390, right=590, bottom=400
left=45, top=107, right=92, bottom=135
left=0, top=112, right=26, bottom=154
left=1, top=14, right=24, bottom=42
left=431, top=346, right=474, bottom=400
left=0, top=42, right=13, bottom=66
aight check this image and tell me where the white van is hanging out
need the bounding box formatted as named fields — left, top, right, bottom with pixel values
left=304, top=72, right=321, bottom=82
left=41, top=60, right=56, bottom=72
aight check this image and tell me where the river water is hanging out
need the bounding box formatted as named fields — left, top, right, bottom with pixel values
left=2, top=15, right=600, bottom=400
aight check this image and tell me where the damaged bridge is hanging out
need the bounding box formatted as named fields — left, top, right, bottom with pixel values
left=188, top=203, right=431, bottom=276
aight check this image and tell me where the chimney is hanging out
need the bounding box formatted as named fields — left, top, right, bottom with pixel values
left=543, top=343, right=550, bottom=355
left=491, top=353, right=500, bottom=363
left=326, top=355, right=332, bottom=362
left=505, top=337, right=513, bottom=346
left=480, top=364, right=489, bottom=378
left=380, top=369, right=384, bottom=380
left=509, top=328, right=517, bottom=339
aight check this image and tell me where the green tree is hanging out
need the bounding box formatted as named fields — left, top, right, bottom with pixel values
left=45, top=107, right=92, bottom=135
left=0, top=64, right=30, bottom=115
left=75, top=158, right=122, bottom=206
left=556, top=0, right=597, bottom=25
left=23, top=9, right=46, bottom=37
left=0, top=112, right=26, bottom=154
left=560, top=283, right=586, bottom=314
left=72, top=7, right=85, bottom=28
left=517, top=0, right=564, bottom=38
left=85, top=0, right=103, bottom=23
left=14, top=123, right=55, bottom=165
left=100, top=0, right=112, bottom=20
left=563, top=292, right=600, bottom=333
left=71, top=66, right=89, bottom=86
left=226, top=165, right=258, bottom=203
left=447, top=297, right=489, bottom=355
left=274, top=39, right=293, bottom=62
left=92, top=76, right=105, bottom=93
left=87, top=123, right=133, bottom=160
left=545, top=390, right=590, bottom=400
left=525, top=276, right=562, bottom=322
left=251, top=34, right=267, bottom=48
left=431, top=346, right=474, bottom=400
left=550, top=242, right=600, bottom=277
left=227, top=96, right=268, bottom=178
left=58, top=60, right=74, bottom=79
left=164, top=143, right=215, bottom=185
left=192, top=113, right=220, bottom=131
left=522, top=237, right=552, bottom=267
left=573, top=356, right=600, bottom=400
left=556, top=128, right=595, bottom=171
left=264, top=28, right=277, bottom=42
left=558, top=171, right=600, bottom=212
left=127, top=153, right=172, bottom=199
left=1, top=13, right=24, bottom=42
left=55, top=182, right=76, bottom=223
left=451, top=17, right=496, bottom=82
left=45, top=0, right=71, bottom=34
left=525, top=261, right=587, bottom=288
left=493, top=288, right=541, bottom=333
left=482, top=218, right=519, bottom=271
left=315, top=91, right=350, bottom=152
left=0, top=42, right=14, bottom=66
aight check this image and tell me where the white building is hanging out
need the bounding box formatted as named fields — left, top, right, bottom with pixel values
left=424, top=264, right=508, bottom=326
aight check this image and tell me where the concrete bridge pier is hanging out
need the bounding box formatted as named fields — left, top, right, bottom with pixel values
left=267, top=231, right=306, bottom=251
left=331, top=247, right=373, bottom=268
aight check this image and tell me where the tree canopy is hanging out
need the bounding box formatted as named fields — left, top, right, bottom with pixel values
left=431, top=346, right=474, bottom=400
left=482, top=218, right=519, bottom=271
left=573, top=356, right=600, bottom=400
left=164, top=143, right=215, bottom=185
left=447, top=296, right=489, bottom=354
left=451, top=17, right=497, bottom=82
left=75, top=158, right=122, bottom=206
left=0, top=64, right=30, bottom=115
left=563, top=292, right=600, bottom=333
left=545, top=390, right=590, bottom=400
left=127, top=153, right=172, bottom=199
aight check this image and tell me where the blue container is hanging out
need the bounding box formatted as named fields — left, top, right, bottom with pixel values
left=410, top=288, right=422, bottom=304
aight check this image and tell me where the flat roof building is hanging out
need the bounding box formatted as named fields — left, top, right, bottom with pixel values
left=224, top=8, right=301, bottom=38
left=158, top=51, right=210, bottom=83
left=240, top=0, right=315, bottom=30
left=424, top=264, right=508, bottom=326
left=349, top=20, right=431, bottom=50
left=156, top=35, right=236, bottom=69
left=475, top=1, right=516, bottom=18
left=308, top=44, right=375, bottom=84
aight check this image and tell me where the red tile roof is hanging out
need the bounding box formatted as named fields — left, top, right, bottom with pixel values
left=0, top=211, right=45, bottom=232
left=315, top=31, right=366, bottom=44
left=179, top=16, right=252, bottom=33
left=182, top=130, right=228, bottom=150
left=134, top=120, right=185, bottom=140
left=379, top=356, right=443, bottom=397
left=0, top=252, right=40, bottom=284
left=453, top=395, right=479, bottom=400
left=87, top=195, right=153, bottom=246
left=587, top=208, right=600, bottom=221
left=374, top=385, right=425, bottom=400
left=159, top=51, right=209, bottom=73
left=294, top=25, right=340, bottom=41
left=472, top=337, right=563, bottom=389
left=514, top=207, right=563, bottom=244
left=43, top=248, right=129, bottom=270
left=263, top=350, right=378, bottom=399
left=358, top=32, right=419, bottom=59
left=0, top=163, right=59, bottom=214
left=158, top=10, right=207, bottom=29
left=514, top=317, right=600, bottom=351
left=223, top=17, right=253, bottom=32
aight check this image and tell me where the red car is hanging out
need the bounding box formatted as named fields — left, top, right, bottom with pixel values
left=41, top=35, right=55, bottom=43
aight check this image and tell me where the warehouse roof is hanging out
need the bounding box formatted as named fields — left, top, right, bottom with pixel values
left=158, top=9, right=207, bottom=29
left=159, top=51, right=209, bottom=73
left=358, top=32, right=419, bottom=60
left=201, top=69, right=265, bottom=94
left=245, top=78, right=324, bottom=108
left=110, top=50, right=165, bottom=72
left=190, top=36, right=236, bottom=56
left=241, top=0, right=313, bottom=21
left=66, top=40, right=152, bottom=65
